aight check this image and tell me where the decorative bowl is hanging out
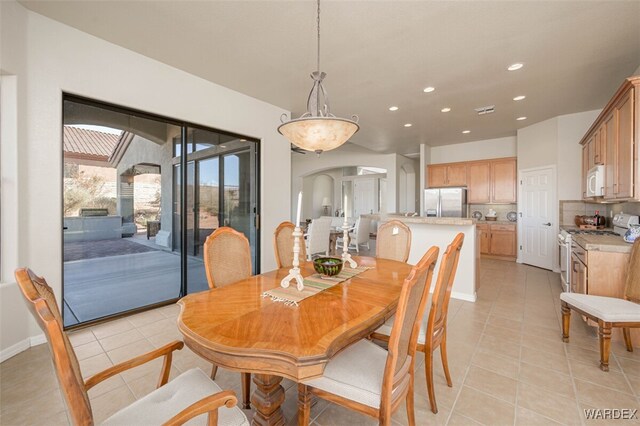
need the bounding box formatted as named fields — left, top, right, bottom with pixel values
left=472, top=211, right=483, bottom=220
left=507, top=211, right=518, bottom=222
left=313, top=257, right=344, bottom=277
left=624, top=224, right=640, bottom=243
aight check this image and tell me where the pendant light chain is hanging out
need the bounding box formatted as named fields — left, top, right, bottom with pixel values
left=316, top=0, right=321, bottom=73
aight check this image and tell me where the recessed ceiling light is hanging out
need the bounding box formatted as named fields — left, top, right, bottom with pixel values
left=423, top=87, right=435, bottom=93
left=441, top=107, right=451, bottom=113
left=389, top=106, right=399, bottom=111
left=508, top=63, right=524, bottom=71
left=513, top=95, right=526, bottom=101
left=462, top=130, right=471, bottom=134
left=220, top=145, right=227, bottom=148
left=516, top=116, right=527, bottom=121
left=404, top=123, right=412, bottom=127
left=239, top=139, right=246, bottom=142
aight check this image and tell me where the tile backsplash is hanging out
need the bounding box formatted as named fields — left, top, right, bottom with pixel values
left=559, top=200, right=611, bottom=226
left=469, top=204, right=517, bottom=221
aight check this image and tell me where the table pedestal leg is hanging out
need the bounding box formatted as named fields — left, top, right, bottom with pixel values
left=251, top=374, right=285, bottom=426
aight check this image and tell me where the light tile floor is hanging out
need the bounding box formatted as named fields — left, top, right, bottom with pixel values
left=2, top=259, right=640, bottom=425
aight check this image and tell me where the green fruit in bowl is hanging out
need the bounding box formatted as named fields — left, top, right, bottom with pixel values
left=313, top=257, right=344, bottom=277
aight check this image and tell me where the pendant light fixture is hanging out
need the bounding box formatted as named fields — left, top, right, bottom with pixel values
left=278, top=0, right=359, bottom=155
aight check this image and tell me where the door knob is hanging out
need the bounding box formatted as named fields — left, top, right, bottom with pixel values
left=543, top=222, right=551, bottom=226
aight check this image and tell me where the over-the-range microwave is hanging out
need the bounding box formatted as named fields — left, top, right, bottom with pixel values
left=586, top=165, right=604, bottom=197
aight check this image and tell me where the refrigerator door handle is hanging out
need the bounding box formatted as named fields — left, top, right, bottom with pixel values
left=437, top=192, right=442, bottom=217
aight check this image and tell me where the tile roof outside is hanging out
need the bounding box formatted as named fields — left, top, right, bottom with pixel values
left=63, top=126, right=121, bottom=161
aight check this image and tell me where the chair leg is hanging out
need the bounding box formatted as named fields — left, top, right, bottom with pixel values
left=598, top=321, right=612, bottom=372
left=241, top=372, right=251, bottom=409
left=623, top=328, right=634, bottom=352
left=297, top=383, right=312, bottom=426
left=210, top=364, right=218, bottom=380
left=406, top=370, right=416, bottom=426
left=425, top=350, right=437, bottom=414
left=440, top=333, right=453, bottom=387
left=561, top=302, right=571, bottom=343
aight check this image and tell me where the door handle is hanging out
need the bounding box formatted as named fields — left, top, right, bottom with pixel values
left=543, top=222, right=551, bottom=226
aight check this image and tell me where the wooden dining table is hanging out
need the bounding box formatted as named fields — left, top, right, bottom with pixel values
left=177, top=256, right=413, bottom=426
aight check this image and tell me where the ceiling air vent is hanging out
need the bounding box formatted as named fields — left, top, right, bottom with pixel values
left=475, top=105, right=495, bottom=115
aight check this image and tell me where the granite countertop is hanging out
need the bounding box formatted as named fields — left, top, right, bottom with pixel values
left=475, top=219, right=517, bottom=226
left=571, top=234, right=632, bottom=254
left=380, top=215, right=476, bottom=226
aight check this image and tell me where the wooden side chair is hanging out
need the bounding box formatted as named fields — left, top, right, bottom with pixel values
left=203, top=226, right=253, bottom=408
left=297, top=245, right=440, bottom=426
left=561, top=239, right=640, bottom=371
left=274, top=221, right=307, bottom=268
left=14, top=268, right=248, bottom=426
left=371, top=233, right=465, bottom=414
left=376, top=220, right=412, bottom=263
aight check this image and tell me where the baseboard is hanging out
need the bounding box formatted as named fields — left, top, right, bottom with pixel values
left=451, top=291, right=477, bottom=303
left=0, top=333, right=46, bottom=363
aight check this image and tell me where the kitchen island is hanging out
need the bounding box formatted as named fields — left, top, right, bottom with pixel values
left=379, top=215, right=478, bottom=302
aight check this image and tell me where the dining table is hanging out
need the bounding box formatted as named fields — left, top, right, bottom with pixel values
left=177, top=256, right=413, bottom=426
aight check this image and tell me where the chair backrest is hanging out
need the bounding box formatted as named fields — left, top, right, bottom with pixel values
left=203, top=227, right=252, bottom=288
left=14, top=268, right=93, bottom=425
left=273, top=221, right=307, bottom=269
left=424, top=233, right=465, bottom=348
left=379, top=245, right=439, bottom=416
left=376, top=220, right=412, bottom=263
left=306, top=217, right=332, bottom=256
left=354, top=217, right=372, bottom=245
left=625, top=239, right=640, bottom=303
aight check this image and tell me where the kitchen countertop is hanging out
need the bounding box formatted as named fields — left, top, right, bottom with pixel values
left=571, top=233, right=632, bottom=254
left=380, top=216, right=477, bottom=226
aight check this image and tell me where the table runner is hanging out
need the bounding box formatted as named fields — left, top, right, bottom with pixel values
left=262, top=265, right=372, bottom=306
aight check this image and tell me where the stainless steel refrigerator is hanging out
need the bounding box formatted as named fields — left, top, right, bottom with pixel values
left=424, top=188, right=467, bottom=217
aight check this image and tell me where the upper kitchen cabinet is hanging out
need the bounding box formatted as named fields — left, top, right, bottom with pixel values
left=467, top=162, right=491, bottom=203
left=491, top=158, right=517, bottom=203
left=428, top=157, right=517, bottom=203
left=580, top=76, right=639, bottom=201
left=427, top=163, right=467, bottom=187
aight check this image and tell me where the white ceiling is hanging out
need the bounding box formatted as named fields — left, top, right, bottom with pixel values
left=20, top=0, right=640, bottom=155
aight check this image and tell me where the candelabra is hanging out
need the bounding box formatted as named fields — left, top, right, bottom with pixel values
left=341, top=220, right=358, bottom=268
left=280, top=226, right=305, bottom=291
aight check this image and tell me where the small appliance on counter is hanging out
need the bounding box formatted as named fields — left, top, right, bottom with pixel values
left=612, top=213, right=640, bottom=242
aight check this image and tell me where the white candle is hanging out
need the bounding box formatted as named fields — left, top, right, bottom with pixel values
left=296, top=191, right=303, bottom=225
left=344, top=195, right=348, bottom=220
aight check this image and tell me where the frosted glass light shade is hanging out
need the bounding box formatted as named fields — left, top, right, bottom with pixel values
left=278, top=117, right=359, bottom=153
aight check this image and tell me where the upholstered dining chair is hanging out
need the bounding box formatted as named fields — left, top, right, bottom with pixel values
left=274, top=221, right=307, bottom=268
left=14, top=268, right=248, bottom=426
left=203, top=226, right=253, bottom=408
left=337, top=216, right=372, bottom=253
left=304, top=217, right=332, bottom=260
left=297, top=245, right=440, bottom=426
left=371, top=233, right=465, bottom=414
left=561, top=239, right=640, bottom=371
left=376, top=220, right=412, bottom=263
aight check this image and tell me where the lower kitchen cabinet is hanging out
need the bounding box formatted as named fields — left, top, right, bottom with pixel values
left=477, top=223, right=516, bottom=260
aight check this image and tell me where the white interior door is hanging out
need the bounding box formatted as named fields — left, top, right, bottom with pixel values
left=353, top=178, right=375, bottom=217
left=520, top=167, right=555, bottom=270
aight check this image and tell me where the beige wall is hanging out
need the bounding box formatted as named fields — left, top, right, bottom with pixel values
left=430, top=136, right=517, bottom=164
left=0, top=1, right=291, bottom=359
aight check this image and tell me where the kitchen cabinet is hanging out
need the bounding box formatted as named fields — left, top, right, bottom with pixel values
left=580, top=77, right=639, bottom=201
left=427, top=157, right=517, bottom=203
left=467, top=162, right=491, bottom=203
left=491, top=159, right=517, bottom=203
left=427, top=163, right=466, bottom=187
left=477, top=224, right=490, bottom=254
left=477, top=223, right=516, bottom=260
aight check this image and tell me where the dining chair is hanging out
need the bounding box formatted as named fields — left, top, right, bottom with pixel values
left=371, top=233, right=465, bottom=414
left=376, top=220, right=412, bottom=263
left=274, top=221, right=307, bottom=268
left=337, top=216, right=372, bottom=253
left=297, top=245, right=440, bottom=426
left=14, top=268, right=249, bottom=426
left=561, top=239, right=640, bottom=371
left=203, top=226, right=253, bottom=408
left=304, top=217, right=332, bottom=260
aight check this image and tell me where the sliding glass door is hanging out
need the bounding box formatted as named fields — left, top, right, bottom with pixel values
left=62, top=96, right=259, bottom=328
